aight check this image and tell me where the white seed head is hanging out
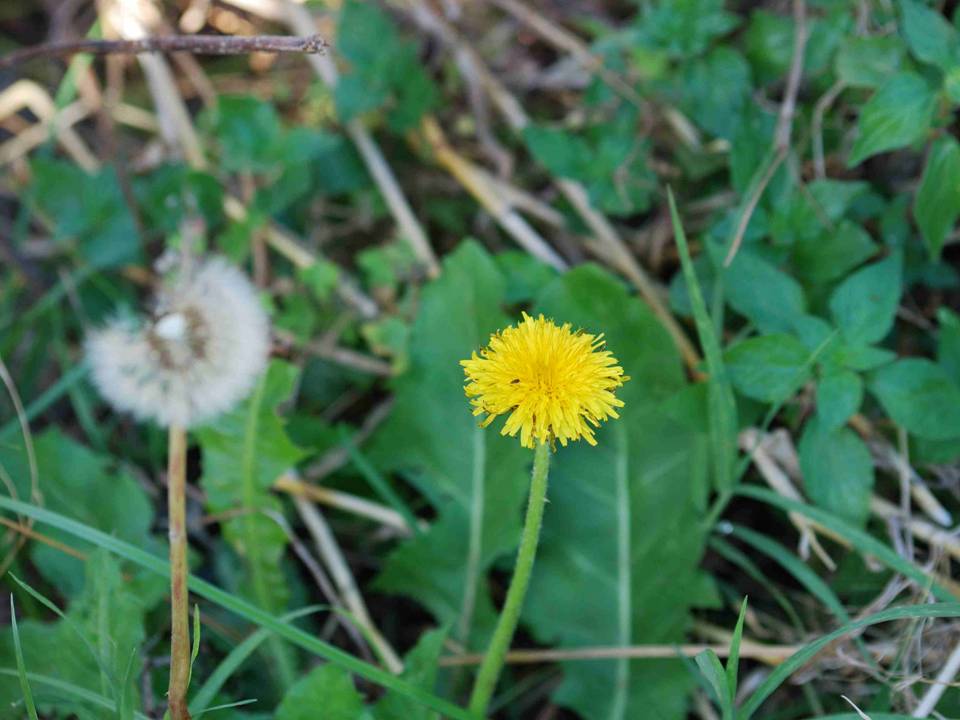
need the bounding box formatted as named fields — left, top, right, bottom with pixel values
left=85, top=257, right=270, bottom=428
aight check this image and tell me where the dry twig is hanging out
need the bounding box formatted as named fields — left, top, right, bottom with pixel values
left=0, top=33, right=326, bottom=69
left=724, top=0, right=807, bottom=266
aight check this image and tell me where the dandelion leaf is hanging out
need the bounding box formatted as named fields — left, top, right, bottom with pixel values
left=368, top=241, right=529, bottom=649
left=0, top=429, right=159, bottom=599
left=523, top=266, right=714, bottom=720
left=0, top=551, right=148, bottom=719
left=196, top=359, right=307, bottom=683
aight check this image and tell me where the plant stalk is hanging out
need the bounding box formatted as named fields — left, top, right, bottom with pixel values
left=468, top=441, right=551, bottom=716
left=167, top=425, right=192, bottom=720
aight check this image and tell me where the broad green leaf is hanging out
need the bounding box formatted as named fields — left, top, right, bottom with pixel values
left=521, top=265, right=709, bottom=720
left=0, top=429, right=158, bottom=598
left=829, top=251, right=902, bottom=345
left=793, top=221, right=876, bottom=285
left=848, top=73, right=936, bottom=167
left=373, top=629, right=446, bottom=720
left=915, top=136, right=960, bottom=260
left=835, top=36, right=906, bottom=88
left=275, top=664, right=367, bottom=720
left=899, top=0, right=958, bottom=71
left=723, top=250, right=806, bottom=334
left=0, top=552, right=148, bottom=720
left=799, top=416, right=874, bottom=526
left=725, top=334, right=812, bottom=403
left=274, top=627, right=447, bottom=720
left=870, top=358, right=960, bottom=439
left=196, top=360, right=307, bottom=685
left=815, top=368, right=863, bottom=430
left=368, top=242, right=529, bottom=649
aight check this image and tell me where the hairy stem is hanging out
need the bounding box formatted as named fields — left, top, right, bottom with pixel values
left=468, top=441, right=550, bottom=716
left=167, top=425, right=192, bottom=720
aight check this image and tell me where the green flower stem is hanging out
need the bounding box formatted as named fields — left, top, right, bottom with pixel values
left=167, top=425, right=192, bottom=720
left=468, top=441, right=551, bottom=716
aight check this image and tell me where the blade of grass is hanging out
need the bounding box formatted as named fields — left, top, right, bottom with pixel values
left=722, top=523, right=878, bottom=674
left=738, top=603, right=960, bottom=719
left=725, top=597, right=748, bottom=711
left=0, top=668, right=151, bottom=720
left=695, top=648, right=730, bottom=718
left=340, top=427, right=421, bottom=535
left=189, top=605, right=326, bottom=715
left=667, top=189, right=737, bottom=496
left=193, top=698, right=258, bottom=716
left=0, top=496, right=478, bottom=720
left=735, top=486, right=956, bottom=601
left=0, top=363, right=89, bottom=443
left=10, top=597, right=39, bottom=720
left=709, top=538, right=805, bottom=631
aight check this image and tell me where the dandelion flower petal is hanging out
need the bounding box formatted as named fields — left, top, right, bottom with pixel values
left=460, top=313, right=628, bottom=449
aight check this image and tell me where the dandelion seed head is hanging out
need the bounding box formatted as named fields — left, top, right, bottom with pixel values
left=86, top=257, right=270, bottom=428
left=461, top=312, right=628, bottom=449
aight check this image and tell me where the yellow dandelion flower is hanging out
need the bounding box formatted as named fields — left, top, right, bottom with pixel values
left=461, top=312, right=629, bottom=449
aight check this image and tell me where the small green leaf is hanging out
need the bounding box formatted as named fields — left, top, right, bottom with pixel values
left=723, top=250, right=807, bottom=334
left=829, top=251, right=902, bottom=345
left=639, top=0, right=739, bottom=59
left=870, top=358, right=960, bottom=439
left=938, top=307, right=960, bottom=382
left=899, top=0, right=958, bottom=71
left=275, top=664, right=366, bottom=720
left=799, top=416, right=874, bottom=526
left=680, top=47, right=751, bottom=140
left=725, top=334, right=812, bottom=403
left=201, top=95, right=283, bottom=172
left=816, top=368, right=863, bottom=430
left=848, top=73, right=936, bottom=167
left=299, top=260, right=341, bottom=302
left=335, top=0, right=437, bottom=129
left=915, top=136, right=960, bottom=260
left=793, top=221, right=876, bottom=285
left=835, top=36, right=906, bottom=88
left=829, top=343, right=896, bottom=372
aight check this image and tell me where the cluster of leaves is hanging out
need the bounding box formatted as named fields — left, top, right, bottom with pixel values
left=1, top=0, right=960, bottom=719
